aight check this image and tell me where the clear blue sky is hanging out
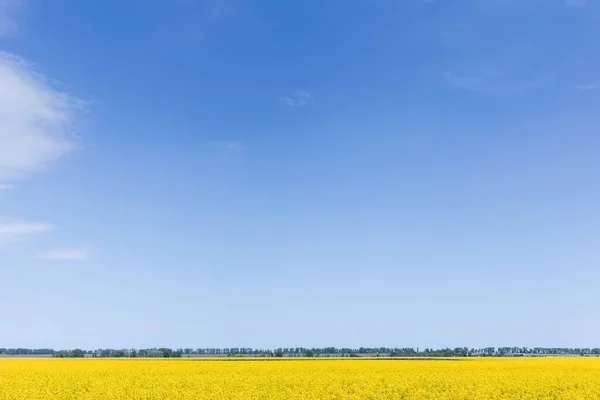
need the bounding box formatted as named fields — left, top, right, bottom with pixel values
left=1, top=0, right=599, bottom=350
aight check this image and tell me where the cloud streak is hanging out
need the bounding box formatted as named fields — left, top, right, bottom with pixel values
left=0, top=218, right=52, bottom=245
left=0, top=53, right=86, bottom=253
left=444, top=70, right=554, bottom=93
left=38, top=248, right=89, bottom=261
left=442, top=35, right=561, bottom=94
left=283, top=90, right=311, bottom=106
left=0, top=52, right=81, bottom=183
left=0, top=0, right=21, bottom=37
left=580, top=83, right=600, bottom=91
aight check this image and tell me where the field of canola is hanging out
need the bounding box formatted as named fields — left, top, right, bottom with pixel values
left=1, top=357, right=600, bottom=399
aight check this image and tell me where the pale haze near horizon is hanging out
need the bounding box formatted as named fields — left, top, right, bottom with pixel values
left=1, top=0, right=599, bottom=350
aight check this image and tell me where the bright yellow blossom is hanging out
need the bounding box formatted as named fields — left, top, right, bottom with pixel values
left=1, top=357, right=599, bottom=399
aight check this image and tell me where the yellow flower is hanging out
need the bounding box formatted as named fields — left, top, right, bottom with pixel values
left=1, top=357, right=599, bottom=399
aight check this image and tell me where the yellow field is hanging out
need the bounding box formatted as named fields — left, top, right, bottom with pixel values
left=1, top=357, right=599, bottom=399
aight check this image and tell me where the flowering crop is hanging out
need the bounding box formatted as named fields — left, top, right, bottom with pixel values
left=1, top=357, right=599, bottom=399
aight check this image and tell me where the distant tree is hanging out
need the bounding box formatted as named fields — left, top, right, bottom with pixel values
left=113, top=350, right=127, bottom=358
left=147, top=349, right=164, bottom=358
left=158, top=348, right=173, bottom=358
left=71, top=349, right=86, bottom=358
left=100, top=349, right=112, bottom=358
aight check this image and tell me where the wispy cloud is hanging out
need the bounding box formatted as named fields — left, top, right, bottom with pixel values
left=0, top=53, right=86, bottom=254
left=443, top=35, right=560, bottom=94
left=176, top=0, right=235, bottom=21
left=204, top=0, right=235, bottom=22
left=169, top=0, right=237, bottom=41
left=222, top=141, right=245, bottom=151
left=0, top=218, right=52, bottom=245
left=566, top=0, right=586, bottom=7
left=0, top=52, right=81, bottom=184
left=0, top=0, right=22, bottom=37
left=579, top=82, right=600, bottom=91
left=37, top=248, right=89, bottom=261
left=283, top=90, right=311, bottom=106
left=444, top=70, right=553, bottom=93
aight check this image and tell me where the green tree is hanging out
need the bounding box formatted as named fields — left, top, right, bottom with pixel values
left=71, top=349, right=86, bottom=358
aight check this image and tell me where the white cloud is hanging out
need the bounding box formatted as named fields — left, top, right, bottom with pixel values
left=0, top=0, right=22, bottom=37
left=0, top=52, right=81, bottom=183
left=0, top=54, right=87, bottom=254
left=580, top=82, right=600, bottom=91
left=223, top=141, right=245, bottom=151
left=444, top=70, right=551, bottom=93
left=283, top=90, right=311, bottom=106
left=0, top=218, right=52, bottom=245
left=566, top=0, right=586, bottom=7
left=37, top=248, right=89, bottom=261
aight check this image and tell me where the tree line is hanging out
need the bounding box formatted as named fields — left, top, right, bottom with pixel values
left=3, top=347, right=600, bottom=358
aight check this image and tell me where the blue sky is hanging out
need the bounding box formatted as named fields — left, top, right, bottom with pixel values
left=1, top=0, right=599, bottom=350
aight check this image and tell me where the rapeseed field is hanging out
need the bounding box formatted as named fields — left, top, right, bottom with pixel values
left=1, top=357, right=599, bottom=399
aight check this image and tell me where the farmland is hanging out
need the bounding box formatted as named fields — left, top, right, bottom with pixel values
left=1, top=357, right=600, bottom=399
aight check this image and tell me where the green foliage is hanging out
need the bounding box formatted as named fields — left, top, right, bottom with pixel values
left=4, top=346, right=599, bottom=359
left=71, top=349, right=85, bottom=358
